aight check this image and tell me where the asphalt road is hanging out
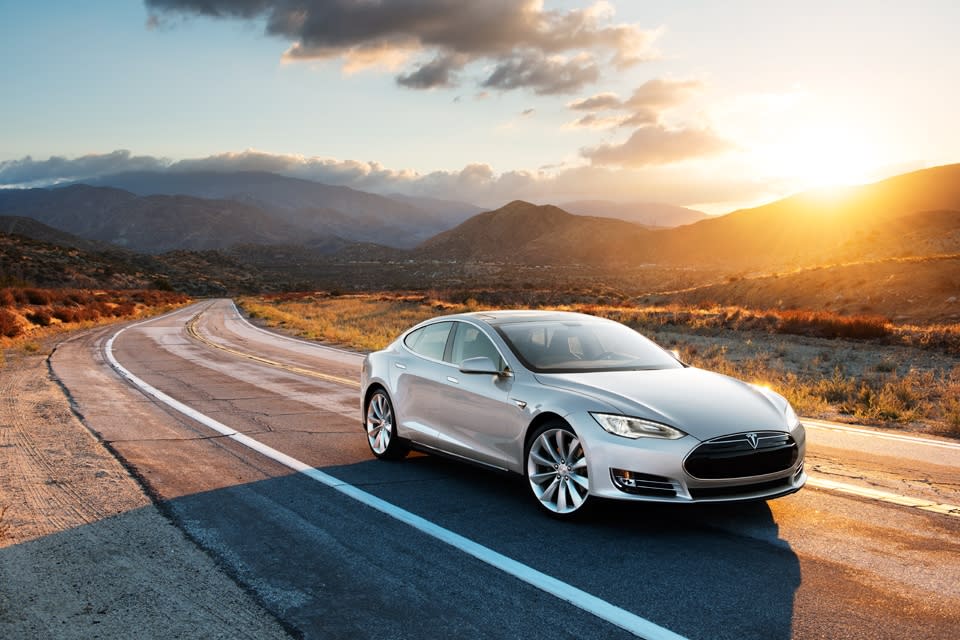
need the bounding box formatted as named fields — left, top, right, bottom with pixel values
left=51, top=299, right=960, bottom=640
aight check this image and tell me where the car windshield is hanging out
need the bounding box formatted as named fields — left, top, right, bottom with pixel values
left=496, top=319, right=683, bottom=373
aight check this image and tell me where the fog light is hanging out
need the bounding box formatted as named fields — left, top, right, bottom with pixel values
left=610, top=468, right=678, bottom=497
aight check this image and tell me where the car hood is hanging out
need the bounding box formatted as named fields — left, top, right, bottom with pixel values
left=535, top=367, right=788, bottom=441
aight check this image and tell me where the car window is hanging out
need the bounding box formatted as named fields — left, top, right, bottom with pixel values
left=496, top=320, right=682, bottom=372
left=404, top=322, right=452, bottom=361
left=449, top=323, right=504, bottom=369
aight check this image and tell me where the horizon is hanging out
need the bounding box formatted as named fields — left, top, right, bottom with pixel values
left=2, top=1, right=959, bottom=214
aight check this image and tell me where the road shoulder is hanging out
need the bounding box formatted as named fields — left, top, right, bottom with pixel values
left=0, top=331, right=291, bottom=639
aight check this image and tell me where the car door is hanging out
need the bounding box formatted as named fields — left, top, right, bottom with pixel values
left=433, top=321, right=527, bottom=470
left=392, top=321, right=454, bottom=447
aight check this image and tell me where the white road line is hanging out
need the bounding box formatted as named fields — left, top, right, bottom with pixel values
left=806, top=476, right=960, bottom=517
left=803, top=419, right=960, bottom=450
left=105, top=315, right=689, bottom=640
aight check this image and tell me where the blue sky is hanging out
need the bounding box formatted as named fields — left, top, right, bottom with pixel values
left=2, top=1, right=958, bottom=211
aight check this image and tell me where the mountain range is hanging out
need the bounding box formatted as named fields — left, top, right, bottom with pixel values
left=1, top=163, right=959, bottom=294
left=559, top=200, right=707, bottom=227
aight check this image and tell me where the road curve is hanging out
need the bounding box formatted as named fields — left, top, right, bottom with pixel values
left=51, top=299, right=960, bottom=640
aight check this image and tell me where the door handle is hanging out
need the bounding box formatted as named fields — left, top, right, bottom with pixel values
left=394, top=363, right=407, bottom=369
left=446, top=376, right=459, bottom=384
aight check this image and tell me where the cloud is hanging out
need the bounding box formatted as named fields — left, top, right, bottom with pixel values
left=563, top=113, right=624, bottom=130
left=0, top=150, right=166, bottom=187
left=521, top=108, right=536, bottom=117
left=481, top=53, right=599, bottom=95
left=564, top=77, right=705, bottom=130
left=581, top=125, right=733, bottom=168
left=396, top=53, right=467, bottom=89
left=145, top=0, right=658, bottom=92
left=0, top=148, right=762, bottom=210
left=568, top=92, right=621, bottom=111
left=623, top=77, right=702, bottom=111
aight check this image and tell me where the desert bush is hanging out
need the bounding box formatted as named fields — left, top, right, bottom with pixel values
left=24, top=288, right=53, bottom=305
left=52, top=307, right=79, bottom=323
left=0, top=309, right=21, bottom=338
left=776, top=310, right=891, bottom=339
left=26, top=309, right=53, bottom=327
left=0, top=289, right=15, bottom=307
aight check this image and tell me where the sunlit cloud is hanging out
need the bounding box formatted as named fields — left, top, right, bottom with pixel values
left=564, top=77, right=705, bottom=130
left=581, top=125, right=734, bottom=168
left=145, top=0, right=659, bottom=93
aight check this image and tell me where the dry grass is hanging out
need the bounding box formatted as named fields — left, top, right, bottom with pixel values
left=240, top=292, right=960, bottom=436
left=241, top=293, right=479, bottom=351
left=0, top=287, right=191, bottom=345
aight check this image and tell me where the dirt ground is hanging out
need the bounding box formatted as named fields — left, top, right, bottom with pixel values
left=0, top=339, right=290, bottom=639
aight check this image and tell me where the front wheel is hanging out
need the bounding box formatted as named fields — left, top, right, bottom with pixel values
left=526, top=422, right=590, bottom=517
left=365, top=389, right=408, bottom=460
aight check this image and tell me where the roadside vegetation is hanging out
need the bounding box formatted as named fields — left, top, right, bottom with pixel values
left=0, top=287, right=191, bottom=347
left=240, top=291, right=960, bottom=437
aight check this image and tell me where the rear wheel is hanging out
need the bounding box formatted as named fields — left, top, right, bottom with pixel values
left=526, top=422, right=590, bottom=517
left=365, top=389, right=408, bottom=460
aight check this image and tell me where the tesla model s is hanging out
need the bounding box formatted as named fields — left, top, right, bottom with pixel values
left=360, top=310, right=805, bottom=517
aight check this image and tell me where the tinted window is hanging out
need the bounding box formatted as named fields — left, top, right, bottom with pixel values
left=404, top=322, right=452, bottom=361
left=496, top=320, right=682, bottom=372
left=449, top=323, right=504, bottom=369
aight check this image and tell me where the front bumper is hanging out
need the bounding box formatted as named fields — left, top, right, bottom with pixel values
left=571, top=415, right=807, bottom=503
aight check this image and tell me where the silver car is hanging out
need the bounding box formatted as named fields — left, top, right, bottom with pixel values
left=361, top=310, right=806, bottom=517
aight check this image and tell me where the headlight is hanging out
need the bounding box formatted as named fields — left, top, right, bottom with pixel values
left=784, top=402, right=800, bottom=429
left=591, top=413, right=686, bottom=440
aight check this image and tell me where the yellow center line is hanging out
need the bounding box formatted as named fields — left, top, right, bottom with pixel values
left=185, top=313, right=361, bottom=388
left=806, top=475, right=960, bottom=518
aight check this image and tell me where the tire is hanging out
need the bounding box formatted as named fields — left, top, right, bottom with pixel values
left=525, top=421, right=590, bottom=517
left=364, top=388, right=409, bottom=460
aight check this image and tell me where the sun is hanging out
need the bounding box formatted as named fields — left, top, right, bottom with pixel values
left=759, top=125, right=881, bottom=190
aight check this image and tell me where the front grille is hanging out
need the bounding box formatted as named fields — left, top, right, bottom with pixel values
left=688, top=477, right=793, bottom=499
left=684, top=431, right=798, bottom=480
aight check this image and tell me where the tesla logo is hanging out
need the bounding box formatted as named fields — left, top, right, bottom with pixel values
left=745, top=433, right=759, bottom=449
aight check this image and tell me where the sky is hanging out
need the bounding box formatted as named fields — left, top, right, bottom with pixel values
left=1, top=0, right=958, bottom=212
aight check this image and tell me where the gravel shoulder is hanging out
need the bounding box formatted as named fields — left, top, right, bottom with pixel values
left=0, top=336, right=291, bottom=639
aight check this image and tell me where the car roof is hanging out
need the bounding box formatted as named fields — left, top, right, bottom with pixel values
left=460, top=310, right=601, bottom=326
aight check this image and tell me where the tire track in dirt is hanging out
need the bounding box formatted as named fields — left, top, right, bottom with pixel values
left=0, top=348, right=147, bottom=546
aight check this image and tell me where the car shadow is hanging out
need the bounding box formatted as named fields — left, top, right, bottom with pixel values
left=323, top=453, right=801, bottom=640
left=0, top=454, right=800, bottom=640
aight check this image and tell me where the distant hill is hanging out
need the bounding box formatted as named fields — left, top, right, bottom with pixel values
left=656, top=164, right=960, bottom=268
left=0, top=184, right=329, bottom=253
left=416, top=164, right=960, bottom=271
left=654, top=254, right=960, bottom=324
left=0, top=226, right=269, bottom=294
left=415, top=200, right=654, bottom=264
left=386, top=193, right=485, bottom=226
left=559, top=200, right=708, bottom=227
left=0, top=215, right=111, bottom=252
left=86, top=171, right=471, bottom=248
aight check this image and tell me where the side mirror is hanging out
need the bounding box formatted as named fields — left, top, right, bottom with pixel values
left=459, top=356, right=501, bottom=375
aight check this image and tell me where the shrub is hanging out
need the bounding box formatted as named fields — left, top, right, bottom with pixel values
left=0, top=309, right=21, bottom=337
left=26, top=309, right=52, bottom=327
left=776, top=310, right=891, bottom=340
left=24, top=288, right=53, bottom=305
